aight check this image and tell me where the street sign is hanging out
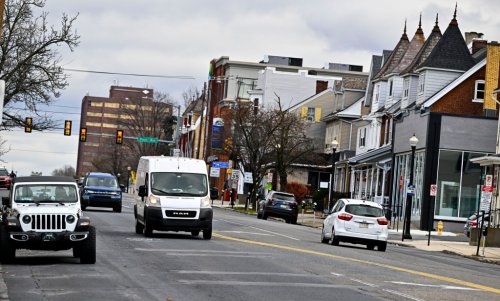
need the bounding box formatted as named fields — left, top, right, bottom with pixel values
left=485, top=174, right=493, bottom=187
left=244, top=172, right=253, bottom=183
left=480, top=190, right=492, bottom=211
left=137, top=136, right=159, bottom=143
left=212, top=161, right=229, bottom=168
left=210, top=167, right=220, bottom=178
left=406, top=184, right=415, bottom=196
left=430, top=184, right=437, bottom=196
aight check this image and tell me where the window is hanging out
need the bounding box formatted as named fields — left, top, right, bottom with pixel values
left=473, top=80, right=485, bottom=102
left=418, top=73, right=425, bottom=94
left=87, top=112, right=102, bottom=117
left=104, top=103, right=120, bottom=108
left=373, top=84, right=380, bottom=104
left=388, top=80, right=393, bottom=96
left=103, top=113, right=118, bottom=118
left=359, top=127, right=366, bottom=147
left=403, top=78, right=409, bottom=98
left=307, top=108, right=315, bottom=122
left=90, top=102, right=103, bottom=107
left=237, top=78, right=257, bottom=99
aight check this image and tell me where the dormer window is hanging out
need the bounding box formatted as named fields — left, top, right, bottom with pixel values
left=403, top=78, right=409, bottom=99
left=359, top=127, right=366, bottom=148
left=388, top=80, right=393, bottom=97
left=473, top=80, right=485, bottom=103
left=418, top=73, right=425, bottom=94
left=373, top=84, right=379, bottom=104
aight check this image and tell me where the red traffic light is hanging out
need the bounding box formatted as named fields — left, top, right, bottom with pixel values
left=116, top=130, right=123, bottom=144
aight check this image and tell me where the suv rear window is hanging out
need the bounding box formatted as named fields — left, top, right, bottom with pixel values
left=272, top=193, right=295, bottom=201
left=345, top=204, right=383, bottom=217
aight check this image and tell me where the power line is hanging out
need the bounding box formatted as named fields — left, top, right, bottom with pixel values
left=64, top=68, right=196, bottom=80
left=10, top=148, right=76, bottom=155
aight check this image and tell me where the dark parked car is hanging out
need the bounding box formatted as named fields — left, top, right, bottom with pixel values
left=257, top=191, right=298, bottom=224
left=80, top=172, right=122, bottom=212
left=464, top=212, right=489, bottom=237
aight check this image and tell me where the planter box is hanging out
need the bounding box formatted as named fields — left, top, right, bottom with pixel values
left=469, top=228, right=500, bottom=247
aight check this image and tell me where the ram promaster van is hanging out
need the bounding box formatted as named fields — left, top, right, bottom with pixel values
left=134, top=156, right=213, bottom=239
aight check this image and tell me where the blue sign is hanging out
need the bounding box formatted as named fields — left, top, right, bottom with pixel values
left=407, top=184, right=415, bottom=196
left=212, top=161, right=229, bottom=168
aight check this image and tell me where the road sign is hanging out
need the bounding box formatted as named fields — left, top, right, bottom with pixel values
left=244, top=172, right=253, bottom=183
left=485, top=174, right=493, bottom=187
left=480, top=191, right=492, bottom=211
left=406, top=184, right=415, bottom=196
left=430, top=184, right=437, bottom=196
left=212, top=161, right=229, bottom=168
left=137, top=136, right=159, bottom=143
left=210, top=167, right=220, bottom=177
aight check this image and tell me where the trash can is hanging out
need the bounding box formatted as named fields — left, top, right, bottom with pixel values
left=210, top=187, right=219, bottom=200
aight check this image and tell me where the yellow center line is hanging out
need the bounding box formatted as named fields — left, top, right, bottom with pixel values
left=213, top=233, right=500, bottom=294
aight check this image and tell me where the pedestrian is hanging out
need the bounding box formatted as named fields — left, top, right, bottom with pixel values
left=9, top=170, right=16, bottom=178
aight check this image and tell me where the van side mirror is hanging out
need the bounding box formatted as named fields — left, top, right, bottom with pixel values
left=138, top=185, right=147, bottom=197
left=2, top=196, right=10, bottom=207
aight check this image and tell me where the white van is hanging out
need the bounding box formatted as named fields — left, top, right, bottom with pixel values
left=133, top=156, right=213, bottom=239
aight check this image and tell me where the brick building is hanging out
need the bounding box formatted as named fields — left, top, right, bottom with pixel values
left=76, top=86, right=172, bottom=179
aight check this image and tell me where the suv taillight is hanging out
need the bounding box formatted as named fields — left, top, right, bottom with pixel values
left=377, top=217, right=388, bottom=225
left=338, top=213, right=353, bottom=221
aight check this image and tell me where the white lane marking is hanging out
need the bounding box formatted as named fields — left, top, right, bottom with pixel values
left=217, top=230, right=273, bottom=236
left=217, top=218, right=300, bottom=241
left=330, top=272, right=344, bottom=277
left=383, top=289, right=425, bottom=301
left=386, top=281, right=480, bottom=291
left=172, top=270, right=326, bottom=277
left=349, top=278, right=378, bottom=287
left=178, top=280, right=344, bottom=288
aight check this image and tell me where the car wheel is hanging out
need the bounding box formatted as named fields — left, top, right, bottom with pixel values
left=291, top=217, right=297, bottom=225
left=81, top=206, right=87, bottom=211
left=367, top=244, right=375, bottom=250
left=329, top=227, right=339, bottom=246
left=80, top=226, right=96, bottom=264
left=320, top=227, right=329, bottom=244
left=203, top=226, right=212, bottom=240
left=191, top=230, right=200, bottom=237
left=0, top=226, right=15, bottom=263
left=285, top=217, right=291, bottom=224
left=144, top=219, right=153, bottom=237
left=378, top=242, right=387, bottom=252
left=135, top=218, right=144, bottom=234
left=257, top=207, right=262, bottom=219
left=113, top=203, right=122, bottom=213
left=262, top=210, right=268, bottom=220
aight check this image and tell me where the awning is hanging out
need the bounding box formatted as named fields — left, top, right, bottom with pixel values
left=348, top=144, right=392, bottom=164
left=470, top=155, right=500, bottom=166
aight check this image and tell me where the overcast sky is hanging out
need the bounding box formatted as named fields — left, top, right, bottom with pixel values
left=1, top=0, right=499, bottom=176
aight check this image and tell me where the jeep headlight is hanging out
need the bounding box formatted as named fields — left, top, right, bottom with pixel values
left=147, top=195, right=161, bottom=207
left=66, top=215, right=76, bottom=224
left=200, top=196, right=211, bottom=208
left=22, top=215, right=32, bottom=224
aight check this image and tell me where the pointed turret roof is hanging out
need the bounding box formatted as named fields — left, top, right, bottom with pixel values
left=402, top=14, right=443, bottom=75
left=393, top=14, right=426, bottom=74
left=373, top=21, right=410, bottom=80
left=417, top=5, right=475, bottom=71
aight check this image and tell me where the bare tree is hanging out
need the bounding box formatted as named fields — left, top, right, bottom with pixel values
left=270, top=97, right=315, bottom=191
left=118, top=91, right=174, bottom=168
left=181, top=86, right=200, bottom=110
left=231, top=101, right=279, bottom=209
left=0, top=0, right=80, bottom=130
left=51, top=164, right=75, bottom=177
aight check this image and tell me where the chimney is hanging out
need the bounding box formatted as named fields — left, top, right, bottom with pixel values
left=465, top=31, right=484, bottom=45
left=484, top=41, right=500, bottom=117
left=472, top=39, right=487, bottom=54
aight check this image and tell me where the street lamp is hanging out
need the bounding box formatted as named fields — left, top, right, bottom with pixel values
left=329, top=138, right=339, bottom=211
left=126, top=166, right=131, bottom=193
left=403, top=133, right=418, bottom=241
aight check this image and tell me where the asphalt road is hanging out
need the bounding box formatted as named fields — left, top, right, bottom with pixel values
left=1, top=194, right=499, bottom=301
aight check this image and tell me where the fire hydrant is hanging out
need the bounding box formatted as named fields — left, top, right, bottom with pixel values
left=437, top=220, right=443, bottom=235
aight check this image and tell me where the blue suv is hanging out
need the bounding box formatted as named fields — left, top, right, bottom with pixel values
left=80, top=172, right=122, bottom=212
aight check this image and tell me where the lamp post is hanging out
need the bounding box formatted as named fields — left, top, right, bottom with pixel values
left=403, top=134, right=418, bottom=241
left=126, top=166, right=131, bottom=193
left=329, top=139, right=339, bottom=211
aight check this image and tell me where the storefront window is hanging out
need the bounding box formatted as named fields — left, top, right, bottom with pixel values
left=436, top=150, right=486, bottom=218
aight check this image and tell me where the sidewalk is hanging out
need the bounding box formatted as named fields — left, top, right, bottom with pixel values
left=212, top=200, right=500, bottom=265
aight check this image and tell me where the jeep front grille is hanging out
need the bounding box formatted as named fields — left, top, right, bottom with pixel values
left=30, top=214, right=67, bottom=230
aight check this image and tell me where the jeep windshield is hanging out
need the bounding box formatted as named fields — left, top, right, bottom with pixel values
left=14, top=184, right=78, bottom=203
left=150, top=172, right=208, bottom=197
left=85, top=176, right=119, bottom=188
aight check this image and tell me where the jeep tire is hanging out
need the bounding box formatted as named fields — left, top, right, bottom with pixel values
left=80, top=226, right=96, bottom=264
left=0, top=226, right=15, bottom=263
left=203, top=225, right=212, bottom=240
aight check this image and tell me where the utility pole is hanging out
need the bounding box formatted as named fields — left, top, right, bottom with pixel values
left=197, top=82, right=206, bottom=160
left=174, top=105, right=181, bottom=151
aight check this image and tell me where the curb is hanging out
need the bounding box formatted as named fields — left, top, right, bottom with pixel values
left=442, top=250, right=500, bottom=265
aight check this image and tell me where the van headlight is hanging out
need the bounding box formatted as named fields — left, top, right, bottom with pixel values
left=147, top=195, right=161, bottom=207
left=200, top=196, right=211, bottom=208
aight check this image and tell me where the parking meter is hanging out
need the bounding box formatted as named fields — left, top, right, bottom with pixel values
left=313, top=202, right=317, bottom=211
left=301, top=200, right=306, bottom=209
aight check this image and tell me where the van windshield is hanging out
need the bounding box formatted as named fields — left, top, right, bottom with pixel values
left=150, top=172, right=208, bottom=197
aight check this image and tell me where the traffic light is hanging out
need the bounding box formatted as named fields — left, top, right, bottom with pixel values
left=79, top=127, right=87, bottom=142
left=25, top=117, right=32, bottom=133
left=64, top=120, right=72, bottom=136
left=116, top=130, right=123, bottom=144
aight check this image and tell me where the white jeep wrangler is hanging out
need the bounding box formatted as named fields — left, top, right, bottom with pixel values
left=0, top=176, right=96, bottom=264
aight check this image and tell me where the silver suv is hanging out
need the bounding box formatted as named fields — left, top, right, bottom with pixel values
left=0, top=176, right=96, bottom=264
